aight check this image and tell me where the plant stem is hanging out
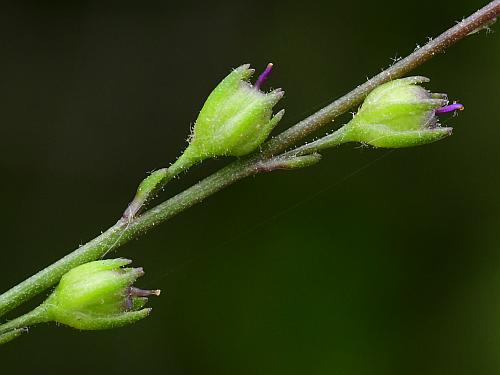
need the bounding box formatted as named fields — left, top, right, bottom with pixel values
left=124, top=1, right=500, bottom=221
left=286, top=126, right=351, bottom=156
left=262, top=0, right=500, bottom=157
left=0, top=328, right=27, bottom=345
left=0, top=305, right=49, bottom=335
left=0, top=159, right=256, bottom=318
left=0, top=1, right=498, bottom=321
left=122, top=152, right=198, bottom=220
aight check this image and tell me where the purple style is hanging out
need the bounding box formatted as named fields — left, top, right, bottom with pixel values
left=254, top=63, right=274, bottom=90
left=436, top=103, right=464, bottom=114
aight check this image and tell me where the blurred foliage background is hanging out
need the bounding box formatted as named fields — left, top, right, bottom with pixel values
left=0, top=1, right=499, bottom=374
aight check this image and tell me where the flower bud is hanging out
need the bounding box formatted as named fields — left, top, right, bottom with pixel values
left=342, top=76, right=463, bottom=148
left=181, top=63, right=284, bottom=161
left=43, top=259, right=160, bottom=330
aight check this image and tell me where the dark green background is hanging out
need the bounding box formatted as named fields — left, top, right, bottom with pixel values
left=1, top=1, right=499, bottom=374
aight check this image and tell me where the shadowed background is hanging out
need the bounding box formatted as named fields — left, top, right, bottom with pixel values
left=0, top=1, right=499, bottom=374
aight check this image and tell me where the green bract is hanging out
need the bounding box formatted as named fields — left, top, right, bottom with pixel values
left=42, top=259, right=159, bottom=330
left=342, top=76, right=453, bottom=148
left=181, top=64, right=284, bottom=160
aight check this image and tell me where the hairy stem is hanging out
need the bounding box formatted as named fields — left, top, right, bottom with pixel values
left=0, top=305, right=49, bottom=335
left=286, top=126, right=351, bottom=156
left=0, top=328, right=28, bottom=345
left=122, top=152, right=198, bottom=220
left=0, top=1, right=498, bottom=322
left=262, top=0, right=500, bottom=157
left=0, top=159, right=256, bottom=318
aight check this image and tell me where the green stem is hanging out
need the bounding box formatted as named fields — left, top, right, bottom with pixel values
left=0, top=305, right=49, bottom=336
left=0, top=328, right=27, bottom=345
left=0, top=159, right=257, bottom=318
left=285, top=126, right=352, bottom=156
left=262, top=0, right=500, bottom=157
left=0, top=1, right=498, bottom=321
left=122, top=152, right=198, bottom=220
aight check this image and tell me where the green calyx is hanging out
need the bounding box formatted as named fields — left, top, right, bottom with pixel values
left=121, top=63, right=284, bottom=221
left=342, top=76, right=454, bottom=148
left=182, top=64, right=284, bottom=160
left=42, top=259, right=160, bottom=330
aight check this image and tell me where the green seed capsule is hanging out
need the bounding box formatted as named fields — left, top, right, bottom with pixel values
left=43, top=259, right=160, bottom=330
left=181, top=63, right=285, bottom=161
left=122, top=63, right=285, bottom=221
left=342, top=76, right=461, bottom=148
